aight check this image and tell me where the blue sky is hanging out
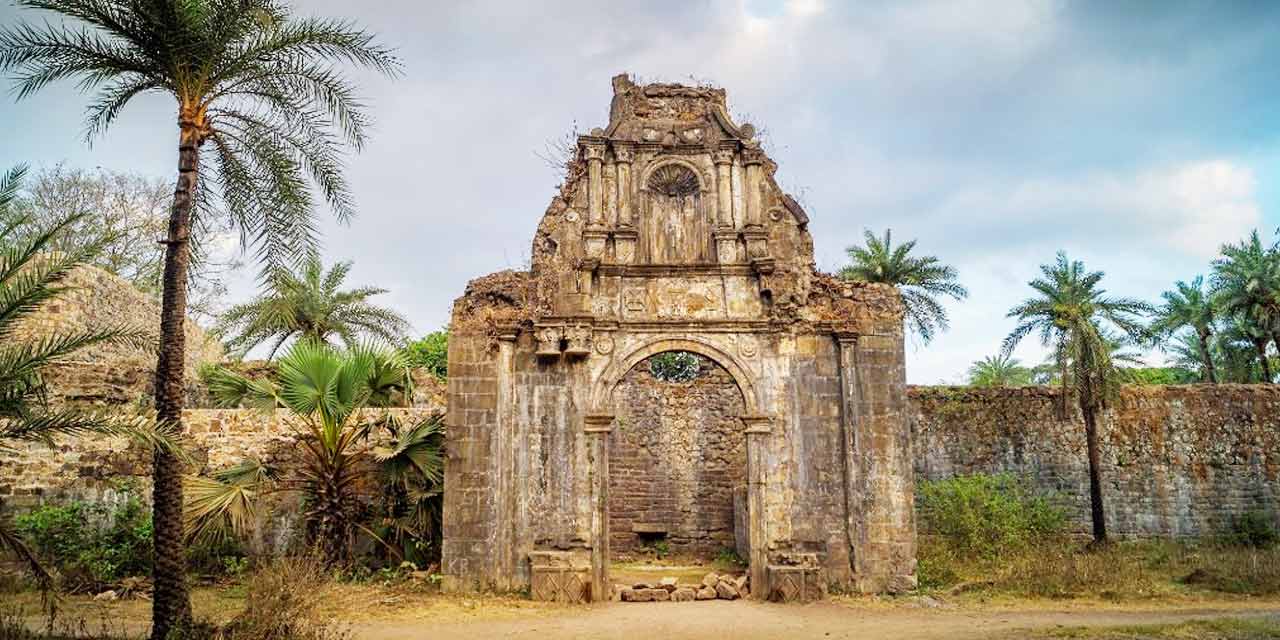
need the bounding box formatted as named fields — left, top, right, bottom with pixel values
left=2, top=0, right=1279, bottom=383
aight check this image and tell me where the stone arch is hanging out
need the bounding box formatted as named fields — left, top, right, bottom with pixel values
left=590, top=336, right=762, bottom=417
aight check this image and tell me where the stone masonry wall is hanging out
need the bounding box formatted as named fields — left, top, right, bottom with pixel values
left=610, top=354, right=746, bottom=557
left=911, top=384, right=1280, bottom=538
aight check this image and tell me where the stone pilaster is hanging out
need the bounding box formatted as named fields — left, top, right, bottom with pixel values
left=742, top=148, right=765, bottom=229
left=492, top=328, right=519, bottom=589
left=714, top=148, right=735, bottom=228
left=585, top=141, right=606, bottom=228
left=742, top=414, right=772, bottom=599
left=614, top=143, right=635, bottom=227
left=584, top=413, right=614, bottom=602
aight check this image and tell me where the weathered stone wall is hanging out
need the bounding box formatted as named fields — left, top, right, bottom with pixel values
left=13, top=263, right=223, bottom=406
left=610, top=354, right=746, bottom=556
left=910, top=385, right=1280, bottom=538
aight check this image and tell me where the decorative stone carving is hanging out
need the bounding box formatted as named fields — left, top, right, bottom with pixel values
left=564, top=326, right=592, bottom=358
left=714, top=230, right=739, bottom=263
left=583, top=229, right=609, bottom=260
left=535, top=326, right=563, bottom=358
left=613, top=229, right=638, bottom=264
left=713, top=149, right=735, bottom=166
left=593, top=331, right=615, bottom=355
left=738, top=335, right=758, bottom=358
left=623, top=287, right=646, bottom=313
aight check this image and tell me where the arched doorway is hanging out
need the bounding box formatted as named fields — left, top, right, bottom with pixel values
left=608, top=351, right=748, bottom=560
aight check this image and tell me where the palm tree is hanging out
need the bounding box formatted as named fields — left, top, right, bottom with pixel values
left=839, top=229, right=968, bottom=344
left=967, top=353, right=1033, bottom=387
left=1211, top=231, right=1280, bottom=379
left=0, top=165, right=172, bottom=604
left=1150, top=276, right=1218, bottom=383
left=190, top=341, right=442, bottom=564
left=1, top=3, right=399, bottom=634
left=1002, top=252, right=1152, bottom=544
left=217, top=256, right=410, bottom=358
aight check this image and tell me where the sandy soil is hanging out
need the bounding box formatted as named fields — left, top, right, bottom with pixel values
left=349, top=600, right=1280, bottom=640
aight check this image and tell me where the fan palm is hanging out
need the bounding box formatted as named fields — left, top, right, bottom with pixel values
left=967, top=353, right=1033, bottom=387
left=217, top=256, right=410, bottom=358
left=1211, top=231, right=1280, bottom=379
left=1150, top=276, right=1218, bottom=383
left=839, top=229, right=967, bottom=344
left=1002, top=252, right=1152, bottom=544
left=1, top=3, right=399, bottom=634
left=0, top=165, right=173, bottom=605
left=191, top=341, right=442, bottom=565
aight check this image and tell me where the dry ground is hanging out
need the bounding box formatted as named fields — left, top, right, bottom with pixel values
left=11, top=586, right=1280, bottom=640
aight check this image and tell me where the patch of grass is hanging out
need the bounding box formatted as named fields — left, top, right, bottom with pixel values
left=1034, top=616, right=1280, bottom=639
left=919, top=536, right=1280, bottom=601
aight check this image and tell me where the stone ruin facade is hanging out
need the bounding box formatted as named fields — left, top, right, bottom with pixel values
left=443, top=75, right=916, bottom=602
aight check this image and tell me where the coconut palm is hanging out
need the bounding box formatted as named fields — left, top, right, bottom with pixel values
left=839, top=229, right=967, bottom=344
left=0, top=3, right=399, bottom=633
left=1150, top=276, right=1218, bottom=383
left=217, top=256, right=410, bottom=358
left=1211, top=231, right=1280, bottom=379
left=966, top=353, right=1033, bottom=387
left=0, top=165, right=171, bottom=604
left=190, top=341, right=442, bottom=565
left=1002, top=252, right=1152, bottom=544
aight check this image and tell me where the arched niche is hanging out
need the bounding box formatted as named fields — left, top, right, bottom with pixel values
left=638, top=160, right=714, bottom=264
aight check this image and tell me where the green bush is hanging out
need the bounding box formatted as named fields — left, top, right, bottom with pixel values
left=649, top=351, right=700, bottom=382
left=917, top=473, right=1066, bottom=558
left=1221, top=510, right=1279, bottom=549
left=403, top=330, right=448, bottom=380
left=14, top=495, right=152, bottom=592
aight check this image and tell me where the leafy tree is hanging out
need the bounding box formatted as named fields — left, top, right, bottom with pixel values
left=839, top=229, right=968, bottom=345
left=217, top=257, right=410, bottom=358
left=1211, top=231, right=1280, bottom=381
left=1002, top=252, right=1152, bottom=544
left=1124, top=366, right=1198, bottom=385
left=403, top=329, right=448, bottom=380
left=1, top=3, right=399, bottom=633
left=966, top=353, right=1033, bottom=387
left=191, top=341, right=442, bottom=566
left=0, top=165, right=171, bottom=605
left=1150, top=276, right=1218, bottom=383
left=2, top=165, right=240, bottom=322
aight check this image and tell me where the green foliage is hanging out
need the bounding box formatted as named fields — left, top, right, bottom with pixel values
left=1124, top=367, right=1199, bottom=385
left=840, top=228, right=968, bottom=345
left=1220, top=510, right=1279, bottom=549
left=917, top=474, right=1066, bottom=559
left=713, top=547, right=746, bottom=567
left=216, top=257, right=411, bottom=358
left=967, top=353, right=1034, bottom=387
left=649, top=351, right=700, bottom=382
left=403, top=330, right=448, bottom=380
left=13, top=495, right=153, bottom=592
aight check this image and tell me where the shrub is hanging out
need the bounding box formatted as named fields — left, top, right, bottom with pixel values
left=14, top=495, right=152, bottom=592
left=917, top=473, right=1066, bottom=558
left=216, top=556, right=350, bottom=640
left=403, top=330, right=448, bottom=380
left=649, top=351, right=700, bottom=382
left=1220, top=510, right=1279, bottom=549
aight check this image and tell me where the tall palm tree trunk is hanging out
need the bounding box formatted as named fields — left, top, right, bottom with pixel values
left=1081, top=403, right=1108, bottom=545
left=151, top=123, right=199, bottom=640
left=1196, top=330, right=1217, bottom=383
left=1255, top=339, right=1273, bottom=383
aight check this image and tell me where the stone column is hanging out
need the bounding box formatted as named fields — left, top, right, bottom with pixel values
left=584, top=413, right=614, bottom=602
left=713, top=148, right=739, bottom=263
left=834, top=331, right=860, bottom=581
left=492, top=328, right=519, bottom=589
left=741, top=414, right=772, bottom=599
left=742, top=148, right=765, bottom=229
left=585, top=142, right=606, bottom=228
left=614, top=144, right=634, bottom=227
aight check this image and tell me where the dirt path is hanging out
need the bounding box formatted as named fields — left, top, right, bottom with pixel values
left=349, top=601, right=1280, bottom=640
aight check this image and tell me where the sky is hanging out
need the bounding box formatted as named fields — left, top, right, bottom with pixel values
left=2, top=0, right=1279, bottom=383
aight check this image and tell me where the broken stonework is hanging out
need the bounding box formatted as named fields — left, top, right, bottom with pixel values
left=442, top=74, right=914, bottom=601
